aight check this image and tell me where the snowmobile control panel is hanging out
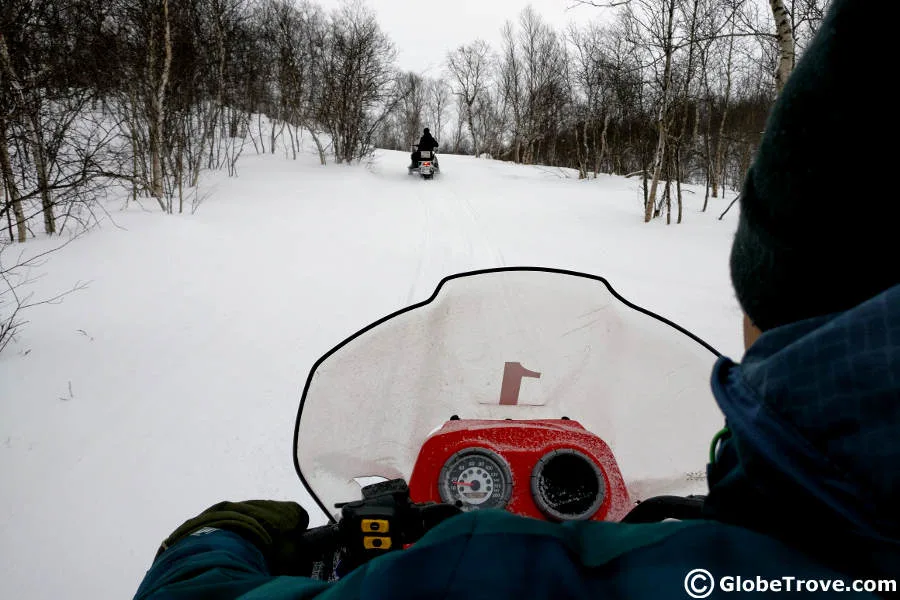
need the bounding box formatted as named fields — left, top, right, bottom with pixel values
left=407, top=418, right=631, bottom=522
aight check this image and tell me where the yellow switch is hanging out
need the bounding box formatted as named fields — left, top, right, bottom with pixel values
left=363, top=536, right=392, bottom=550
left=361, top=519, right=390, bottom=533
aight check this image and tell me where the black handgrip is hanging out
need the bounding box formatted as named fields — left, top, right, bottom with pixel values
left=302, top=523, right=342, bottom=554
left=418, top=502, right=463, bottom=535
left=621, top=495, right=706, bottom=523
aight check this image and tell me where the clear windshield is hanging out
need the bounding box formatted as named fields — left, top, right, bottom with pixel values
left=294, top=268, right=724, bottom=521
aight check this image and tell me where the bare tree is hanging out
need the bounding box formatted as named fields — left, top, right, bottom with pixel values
left=516, top=7, right=568, bottom=166
left=255, top=0, right=330, bottom=164
left=451, top=94, right=467, bottom=153
left=709, top=1, right=738, bottom=198
left=1, top=237, right=88, bottom=354
left=399, top=72, right=427, bottom=146
left=427, top=78, right=451, bottom=145
left=150, top=0, right=173, bottom=204
left=499, top=21, right=525, bottom=163
left=629, top=0, right=681, bottom=222
left=447, top=40, right=491, bottom=157
left=1, top=1, right=130, bottom=236
left=473, top=87, right=506, bottom=159
left=318, top=1, right=398, bottom=163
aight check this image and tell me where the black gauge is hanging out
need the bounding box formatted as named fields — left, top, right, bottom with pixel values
left=531, top=449, right=606, bottom=521
left=439, top=448, right=513, bottom=512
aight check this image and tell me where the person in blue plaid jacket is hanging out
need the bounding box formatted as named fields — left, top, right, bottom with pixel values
left=133, top=1, right=899, bottom=597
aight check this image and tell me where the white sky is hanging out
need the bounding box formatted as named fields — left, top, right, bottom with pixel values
left=313, top=0, right=608, bottom=75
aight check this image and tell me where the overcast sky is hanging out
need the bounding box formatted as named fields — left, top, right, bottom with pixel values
left=312, top=0, right=608, bottom=75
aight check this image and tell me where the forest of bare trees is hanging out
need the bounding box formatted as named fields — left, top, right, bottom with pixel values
left=0, top=0, right=833, bottom=352
left=427, top=0, right=830, bottom=223
left=1, top=0, right=831, bottom=244
left=1, top=0, right=401, bottom=238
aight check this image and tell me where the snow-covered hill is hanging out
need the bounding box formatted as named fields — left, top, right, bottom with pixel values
left=0, top=144, right=743, bottom=599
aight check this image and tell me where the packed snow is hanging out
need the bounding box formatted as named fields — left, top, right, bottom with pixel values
left=0, top=139, right=743, bottom=599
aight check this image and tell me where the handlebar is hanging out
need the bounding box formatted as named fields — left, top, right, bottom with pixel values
left=302, top=522, right=342, bottom=552
left=302, top=479, right=462, bottom=580
left=302, top=479, right=705, bottom=580
left=620, top=495, right=705, bottom=523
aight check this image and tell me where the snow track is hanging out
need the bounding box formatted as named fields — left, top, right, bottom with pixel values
left=375, top=155, right=508, bottom=305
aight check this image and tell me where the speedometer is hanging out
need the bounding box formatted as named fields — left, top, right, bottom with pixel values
left=438, top=448, right=512, bottom=512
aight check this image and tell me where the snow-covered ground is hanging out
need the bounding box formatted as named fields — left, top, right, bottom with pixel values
left=0, top=142, right=743, bottom=599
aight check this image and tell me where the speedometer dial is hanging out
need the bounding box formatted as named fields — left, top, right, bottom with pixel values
left=438, top=448, right=512, bottom=511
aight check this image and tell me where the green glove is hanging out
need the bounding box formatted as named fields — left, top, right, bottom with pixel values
left=156, top=500, right=312, bottom=575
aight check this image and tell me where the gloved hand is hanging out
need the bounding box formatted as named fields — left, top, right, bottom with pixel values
left=156, top=500, right=312, bottom=576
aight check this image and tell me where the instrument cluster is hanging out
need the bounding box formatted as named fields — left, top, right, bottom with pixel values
left=408, top=417, right=631, bottom=522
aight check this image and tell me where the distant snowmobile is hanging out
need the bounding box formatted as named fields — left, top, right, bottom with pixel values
left=408, top=144, right=440, bottom=179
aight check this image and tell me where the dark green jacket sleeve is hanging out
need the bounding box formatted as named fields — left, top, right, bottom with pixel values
left=135, top=511, right=875, bottom=599
left=133, top=527, right=329, bottom=600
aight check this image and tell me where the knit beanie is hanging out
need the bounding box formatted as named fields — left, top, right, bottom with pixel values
left=729, top=0, right=897, bottom=331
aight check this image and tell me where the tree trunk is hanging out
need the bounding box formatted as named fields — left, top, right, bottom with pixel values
left=581, top=120, right=590, bottom=178
left=307, top=126, right=327, bottom=166
left=712, top=15, right=736, bottom=198
left=151, top=0, right=173, bottom=210
left=691, top=103, right=700, bottom=149
left=130, top=98, right=140, bottom=205
left=287, top=123, right=297, bottom=160
left=703, top=157, right=710, bottom=213
left=645, top=0, right=677, bottom=223
left=676, top=147, right=684, bottom=224
left=28, top=110, right=55, bottom=234
left=597, top=112, right=610, bottom=177
left=0, top=118, right=25, bottom=242
left=0, top=36, right=55, bottom=233
left=466, top=99, right=479, bottom=157
left=664, top=148, right=672, bottom=225
left=642, top=158, right=649, bottom=214
left=574, top=123, right=586, bottom=179
left=645, top=101, right=669, bottom=221
left=770, top=0, right=795, bottom=94
left=177, top=144, right=184, bottom=214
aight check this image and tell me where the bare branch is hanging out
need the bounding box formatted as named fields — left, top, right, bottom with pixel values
left=566, top=0, right=632, bottom=8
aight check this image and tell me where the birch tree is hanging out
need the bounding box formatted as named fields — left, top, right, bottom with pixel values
left=150, top=0, right=173, bottom=206
left=638, top=0, right=679, bottom=222
left=768, top=0, right=795, bottom=93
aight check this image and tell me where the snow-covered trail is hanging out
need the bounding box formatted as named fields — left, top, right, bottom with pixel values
left=0, top=146, right=743, bottom=600
left=376, top=154, right=511, bottom=303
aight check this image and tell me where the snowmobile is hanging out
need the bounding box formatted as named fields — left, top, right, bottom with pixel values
left=292, top=267, right=725, bottom=579
left=408, top=144, right=440, bottom=179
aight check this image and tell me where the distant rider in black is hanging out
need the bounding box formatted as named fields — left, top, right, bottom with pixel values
left=411, top=128, right=438, bottom=167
